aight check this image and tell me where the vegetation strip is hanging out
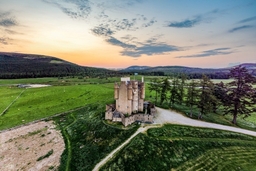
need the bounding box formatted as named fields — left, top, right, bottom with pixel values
left=62, top=113, right=77, bottom=171
left=37, top=149, right=54, bottom=161
left=0, top=89, right=25, bottom=116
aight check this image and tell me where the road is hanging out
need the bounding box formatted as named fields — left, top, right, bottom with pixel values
left=154, top=107, right=256, bottom=137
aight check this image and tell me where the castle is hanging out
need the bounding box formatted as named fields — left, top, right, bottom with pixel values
left=105, top=77, right=156, bottom=126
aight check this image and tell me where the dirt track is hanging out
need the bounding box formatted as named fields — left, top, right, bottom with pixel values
left=0, top=121, right=64, bottom=171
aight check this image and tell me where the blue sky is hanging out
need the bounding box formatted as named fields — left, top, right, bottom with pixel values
left=0, top=0, right=255, bottom=68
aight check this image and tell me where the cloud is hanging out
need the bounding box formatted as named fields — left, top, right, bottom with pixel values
left=91, top=16, right=157, bottom=39
left=176, top=48, right=233, bottom=58
left=121, top=43, right=179, bottom=57
left=0, top=37, right=12, bottom=45
left=166, top=9, right=224, bottom=28
left=4, top=29, right=23, bottom=35
left=228, top=25, right=253, bottom=33
left=42, top=0, right=91, bottom=19
left=114, top=18, right=138, bottom=31
left=0, top=11, right=18, bottom=27
left=142, top=18, right=157, bottom=27
left=106, top=37, right=136, bottom=49
left=106, top=36, right=179, bottom=57
left=96, top=0, right=143, bottom=10
left=167, top=16, right=202, bottom=28
left=91, top=24, right=115, bottom=37
left=238, top=16, right=256, bottom=24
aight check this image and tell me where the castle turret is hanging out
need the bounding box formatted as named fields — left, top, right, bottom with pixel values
left=140, top=83, right=145, bottom=99
left=128, top=83, right=132, bottom=100
left=114, top=83, right=119, bottom=99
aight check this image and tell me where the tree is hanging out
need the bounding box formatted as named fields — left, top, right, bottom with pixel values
left=186, top=80, right=198, bottom=117
left=212, top=81, right=228, bottom=113
left=223, top=66, right=256, bottom=124
left=148, top=78, right=161, bottom=103
left=177, top=74, right=187, bottom=105
left=197, top=74, right=217, bottom=119
left=159, top=78, right=170, bottom=105
left=169, top=77, right=180, bottom=105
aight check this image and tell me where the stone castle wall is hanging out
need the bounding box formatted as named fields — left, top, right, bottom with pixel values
left=105, top=77, right=155, bottom=127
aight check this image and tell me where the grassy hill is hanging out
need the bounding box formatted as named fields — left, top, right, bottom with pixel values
left=0, top=52, right=113, bottom=78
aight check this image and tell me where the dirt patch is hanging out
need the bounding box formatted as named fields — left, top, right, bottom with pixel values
left=0, top=121, right=65, bottom=171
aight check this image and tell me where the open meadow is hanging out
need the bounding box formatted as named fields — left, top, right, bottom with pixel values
left=0, top=77, right=115, bottom=130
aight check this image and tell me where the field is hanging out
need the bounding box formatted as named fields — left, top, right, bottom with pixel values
left=0, top=79, right=114, bottom=130
left=101, top=124, right=256, bottom=171
left=0, top=76, right=159, bottom=130
left=1, top=76, right=256, bottom=170
left=0, top=84, right=113, bottom=130
left=52, top=104, right=139, bottom=170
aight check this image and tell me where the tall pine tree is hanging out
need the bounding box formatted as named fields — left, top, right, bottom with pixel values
left=224, top=66, right=256, bottom=124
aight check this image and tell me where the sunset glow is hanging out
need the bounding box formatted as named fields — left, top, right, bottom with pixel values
left=0, top=0, right=255, bottom=68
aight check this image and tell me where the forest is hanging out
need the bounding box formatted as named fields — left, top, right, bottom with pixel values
left=148, top=66, right=256, bottom=125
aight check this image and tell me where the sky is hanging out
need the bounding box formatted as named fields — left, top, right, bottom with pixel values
left=0, top=0, right=256, bottom=69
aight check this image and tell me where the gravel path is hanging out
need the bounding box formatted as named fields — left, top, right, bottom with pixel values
left=154, top=107, right=256, bottom=137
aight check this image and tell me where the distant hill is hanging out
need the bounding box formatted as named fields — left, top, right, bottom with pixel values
left=0, top=52, right=113, bottom=78
left=124, top=65, right=151, bottom=71
left=1, top=52, right=255, bottom=79
left=121, top=63, right=256, bottom=78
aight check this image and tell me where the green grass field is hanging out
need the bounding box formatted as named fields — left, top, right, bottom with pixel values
left=0, top=76, right=159, bottom=130
left=1, top=76, right=255, bottom=130
left=0, top=83, right=114, bottom=130
left=52, top=104, right=139, bottom=171
left=101, top=124, right=256, bottom=171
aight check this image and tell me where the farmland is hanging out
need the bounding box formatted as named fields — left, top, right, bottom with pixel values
left=0, top=78, right=114, bottom=130
left=101, top=124, right=256, bottom=171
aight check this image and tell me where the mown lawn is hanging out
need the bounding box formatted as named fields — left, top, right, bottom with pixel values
left=0, top=83, right=114, bottom=130
left=101, top=124, right=256, bottom=171
left=0, top=86, right=23, bottom=114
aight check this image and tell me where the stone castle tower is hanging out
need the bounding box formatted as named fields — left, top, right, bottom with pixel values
left=114, top=77, right=145, bottom=115
left=105, top=77, right=155, bottom=126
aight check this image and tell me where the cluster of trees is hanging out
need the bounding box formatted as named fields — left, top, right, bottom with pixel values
left=149, top=66, right=256, bottom=124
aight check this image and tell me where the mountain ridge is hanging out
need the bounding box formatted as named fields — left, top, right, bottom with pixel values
left=0, top=52, right=113, bottom=78
left=1, top=52, right=255, bottom=78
